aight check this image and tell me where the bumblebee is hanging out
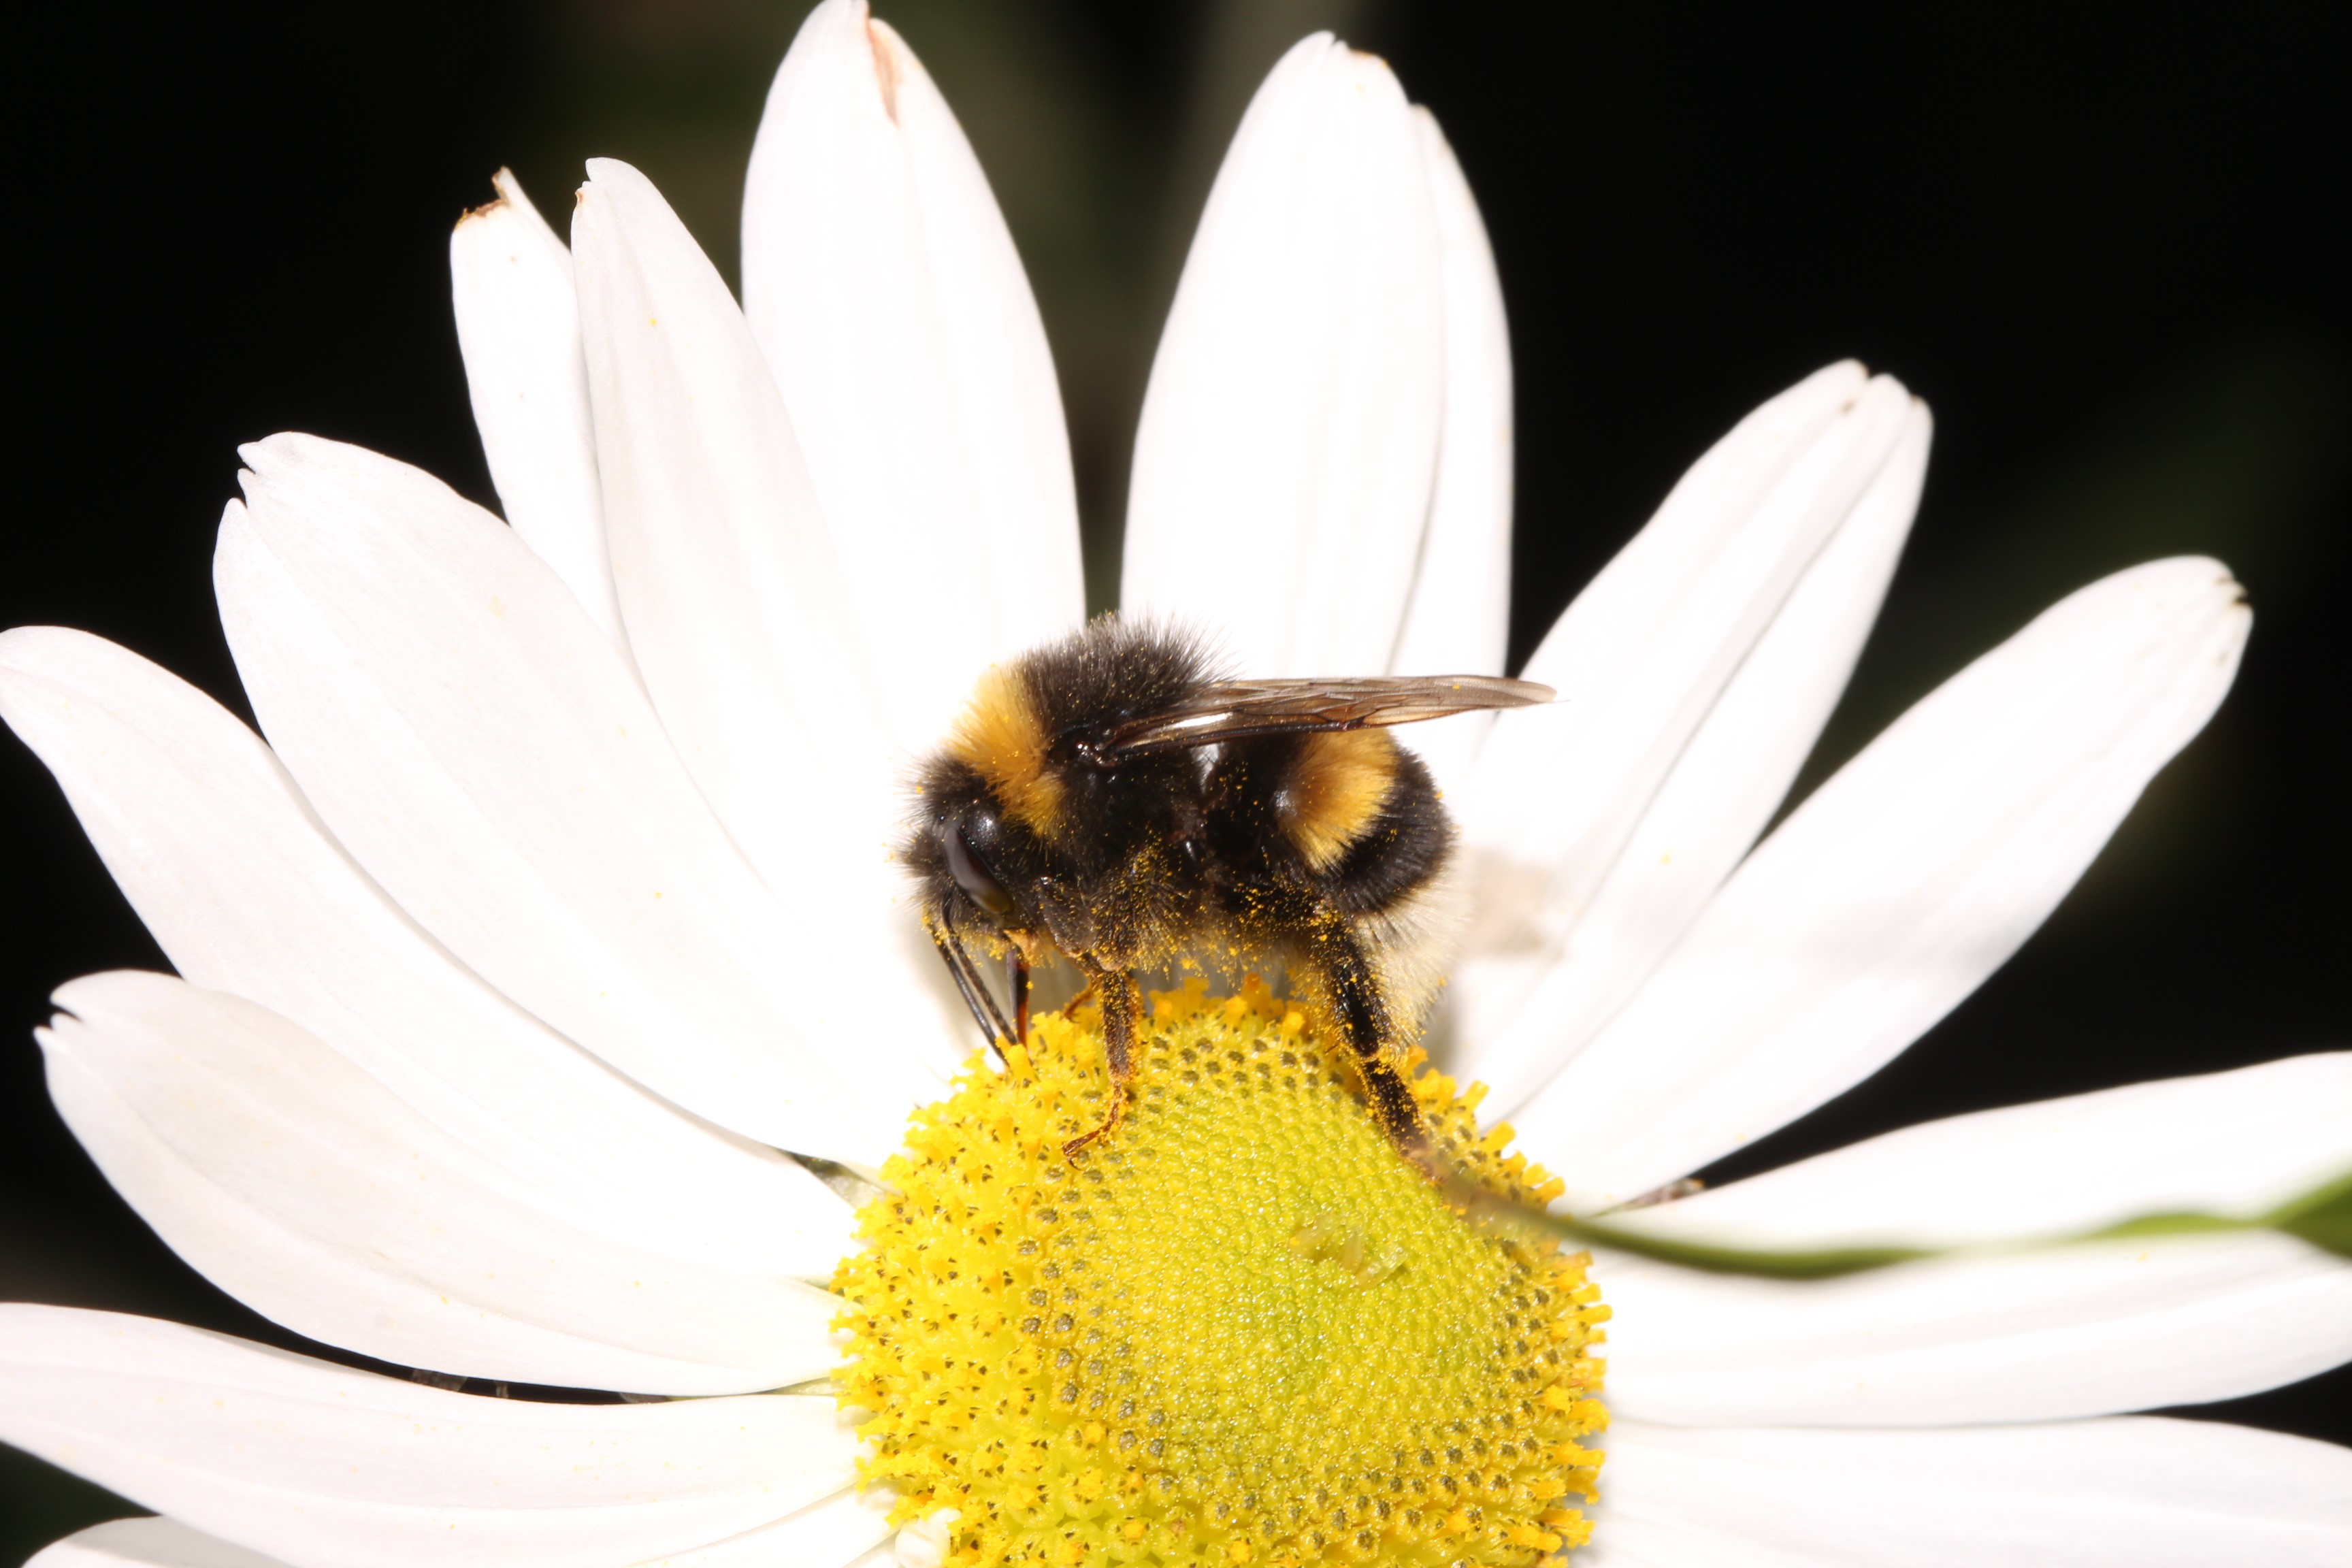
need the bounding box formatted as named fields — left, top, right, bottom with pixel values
left=904, top=617, right=1550, bottom=1169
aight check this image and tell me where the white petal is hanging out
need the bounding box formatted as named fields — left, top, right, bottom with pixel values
left=216, top=434, right=926, bottom=1166
left=1606, top=1051, right=2352, bottom=1252
left=1522, top=557, right=2251, bottom=1207
left=573, top=154, right=968, bottom=1042
left=1460, top=401, right=1928, bottom=1111
left=571, top=159, right=968, bottom=1075
left=570, top=161, right=876, bottom=870
left=1590, top=1416, right=2352, bottom=1568
left=449, top=168, right=622, bottom=640
left=1387, top=107, right=1515, bottom=800
left=1123, top=35, right=1444, bottom=679
left=42, top=970, right=841, bottom=1394
left=0, top=1307, right=856, bottom=1568
left=742, top=0, right=1082, bottom=749
left=29, top=1518, right=293, bottom=1568
left=1449, top=364, right=1913, bottom=1061
left=636, top=1489, right=895, bottom=1567
left=24, top=1495, right=898, bottom=1568
left=0, top=625, right=853, bottom=1280
left=1599, top=1230, right=2352, bottom=1426
left=0, top=625, right=851, bottom=1288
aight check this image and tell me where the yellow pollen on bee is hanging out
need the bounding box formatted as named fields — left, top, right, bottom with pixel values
left=832, top=977, right=1607, bottom=1567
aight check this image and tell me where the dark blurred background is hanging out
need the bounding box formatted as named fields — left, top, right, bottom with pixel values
left=3, top=0, right=2346, bottom=1547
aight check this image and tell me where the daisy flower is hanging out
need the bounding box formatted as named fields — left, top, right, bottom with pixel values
left=3, top=3, right=2349, bottom=1565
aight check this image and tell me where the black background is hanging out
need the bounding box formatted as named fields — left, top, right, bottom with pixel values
left=3, top=0, right=2346, bottom=1548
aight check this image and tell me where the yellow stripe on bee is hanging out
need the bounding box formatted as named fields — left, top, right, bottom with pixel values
left=949, top=665, right=1065, bottom=835
left=1283, top=728, right=1396, bottom=871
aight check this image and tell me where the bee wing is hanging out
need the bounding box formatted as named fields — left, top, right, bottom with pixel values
left=1098, top=675, right=1554, bottom=762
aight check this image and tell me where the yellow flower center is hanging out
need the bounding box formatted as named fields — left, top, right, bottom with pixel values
left=834, top=979, right=1608, bottom=1567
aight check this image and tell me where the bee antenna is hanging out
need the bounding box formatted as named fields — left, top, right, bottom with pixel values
left=933, top=904, right=1017, bottom=1064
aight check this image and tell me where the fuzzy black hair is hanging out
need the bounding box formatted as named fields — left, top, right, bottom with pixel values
left=1013, top=615, right=1222, bottom=745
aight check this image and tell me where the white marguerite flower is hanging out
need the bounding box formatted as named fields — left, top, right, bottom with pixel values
left=3, top=3, right=2350, bottom=1565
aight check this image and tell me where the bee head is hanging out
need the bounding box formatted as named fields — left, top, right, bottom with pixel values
left=909, top=659, right=1076, bottom=943
left=939, top=803, right=1021, bottom=930
left=903, top=756, right=1062, bottom=950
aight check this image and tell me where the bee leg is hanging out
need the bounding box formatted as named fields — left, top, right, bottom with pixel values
left=1313, top=928, right=1441, bottom=1179
left=1062, top=960, right=1137, bottom=1158
left=1008, top=947, right=1032, bottom=1047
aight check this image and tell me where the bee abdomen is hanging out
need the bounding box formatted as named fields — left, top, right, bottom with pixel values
left=1312, top=741, right=1450, bottom=917
left=1312, top=742, right=1463, bottom=1034
left=1277, top=729, right=1402, bottom=873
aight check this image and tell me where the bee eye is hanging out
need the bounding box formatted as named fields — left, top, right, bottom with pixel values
left=943, top=821, right=1015, bottom=920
